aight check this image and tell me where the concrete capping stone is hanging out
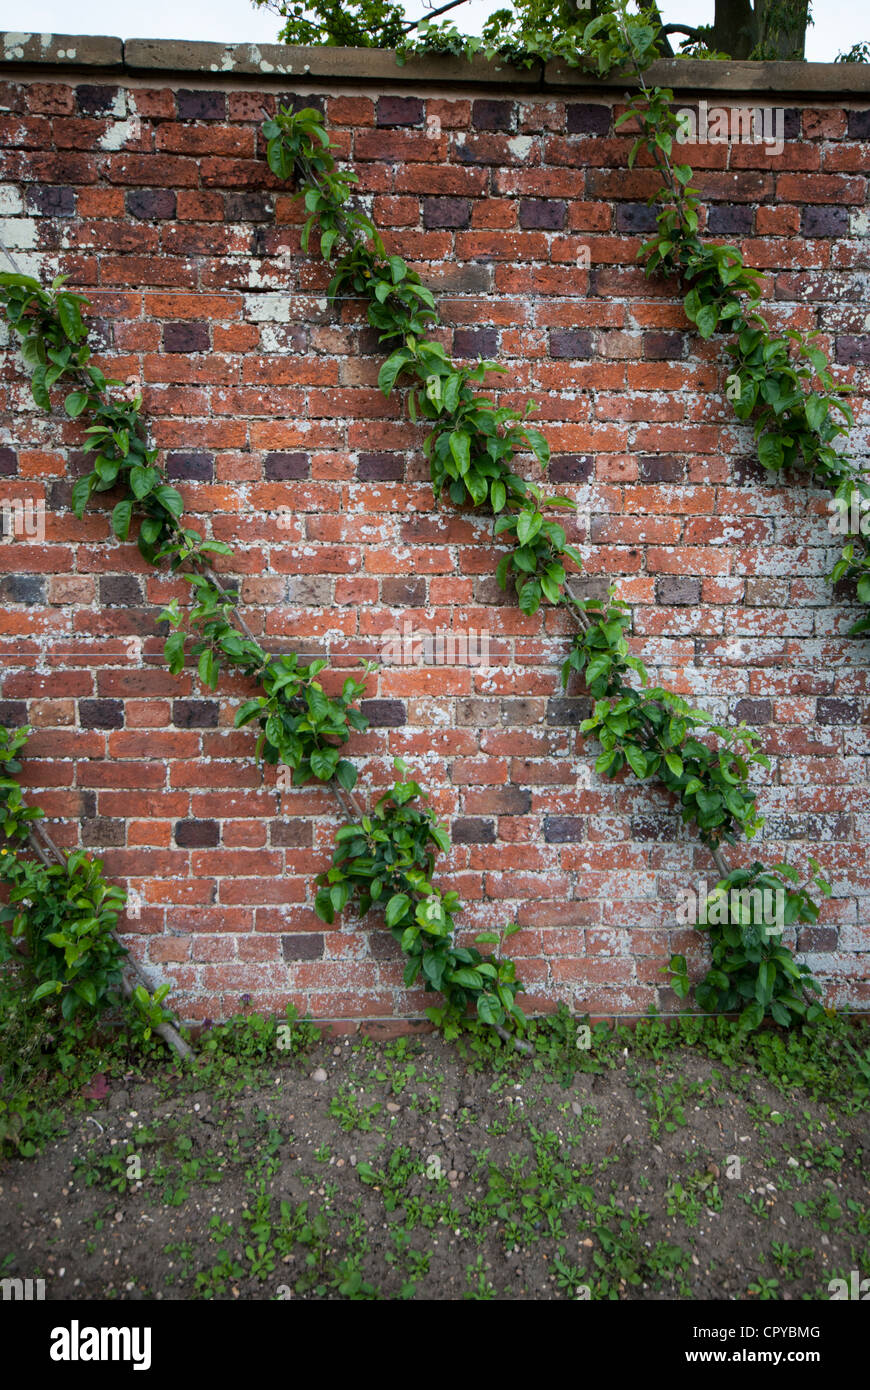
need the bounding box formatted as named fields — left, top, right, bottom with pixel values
left=2, top=33, right=870, bottom=97
left=0, top=31, right=123, bottom=67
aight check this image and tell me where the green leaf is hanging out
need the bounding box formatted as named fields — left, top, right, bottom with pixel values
left=130, top=465, right=159, bottom=500
left=64, top=390, right=89, bottom=418
left=449, top=432, right=471, bottom=475
left=267, top=138, right=294, bottom=182
left=164, top=631, right=186, bottom=675
left=757, top=434, right=785, bottom=470
left=378, top=349, right=411, bottom=396
left=31, top=980, right=61, bottom=1002
left=309, top=747, right=338, bottom=780
left=385, top=893, right=411, bottom=928
left=624, top=744, right=648, bottom=779
left=30, top=365, right=51, bottom=410
left=335, top=759, right=357, bottom=792
left=71, top=475, right=93, bottom=518
left=153, top=485, right=184, bottom=520
left=57, top=294, right=84, bottom=341
left=198, top=648, right=218, bottom=690
left=517, top=579, right=541, bottom=616
left=516, top=510, right=542, bottom=545
left=111, top=499, right=133, bottom=541
left=73, top=979, right=97, bottom=1007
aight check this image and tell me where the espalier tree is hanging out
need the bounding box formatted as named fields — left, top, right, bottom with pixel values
left=3, top=0, right=856, bottom=1044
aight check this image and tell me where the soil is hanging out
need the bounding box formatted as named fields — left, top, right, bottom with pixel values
left=1, top=1032, right=867, bottom=1301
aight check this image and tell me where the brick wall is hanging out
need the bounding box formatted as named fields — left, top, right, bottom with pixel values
left=1, top=40, right=868, bottom=1027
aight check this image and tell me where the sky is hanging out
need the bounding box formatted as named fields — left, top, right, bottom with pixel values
left=0, top=0, right=863, bottom=62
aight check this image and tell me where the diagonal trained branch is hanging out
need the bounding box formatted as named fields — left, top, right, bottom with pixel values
left=261, top=88, right=828, bottom=1027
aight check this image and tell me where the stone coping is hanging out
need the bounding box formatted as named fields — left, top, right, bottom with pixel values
left=2, top=31, right=870, bottom=98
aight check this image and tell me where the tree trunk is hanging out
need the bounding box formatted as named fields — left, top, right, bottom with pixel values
left=711, top=0, right=809, bottom=60
left=755, top=0, right=809, bottom=59
left=711, top=0, right=758, bottom=59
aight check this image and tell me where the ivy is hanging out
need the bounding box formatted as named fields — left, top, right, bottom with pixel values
left=314, top=760, right=525, bottom=1036
left=0, top=267, right=372, bottom=793
left=261, top=67, right=827, bottom=1026
left=0, top=31, right=838, bottom=1035
left=668, top=861, right=829, bottom=1028
left=0, top=725, right=128, bottom=1021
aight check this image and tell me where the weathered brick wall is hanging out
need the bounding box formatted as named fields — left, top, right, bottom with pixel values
left=1, top=38, right=868, bottom=1028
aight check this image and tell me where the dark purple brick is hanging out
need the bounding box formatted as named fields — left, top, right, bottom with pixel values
left=175, top=819, right=220, bottom=847
left=566, top=103, right=611, bottom=136
left=544, top=816, right=584, bottom=843
left=835, top=336, right=870, bottom=365
left=357, top=452, right=404, bottom=481
left=550, top=454, right=593, bottom=483
left=98, top=575, right=144, bottom=607
left=0, top=575, right=44, bottom=605
left=546, top=697, right=593, bottom=725
left=616, top=203, right=659, bottom=232
left=817, top=697, right=860, bottom=724
left=656, top=576, right=700, bottom=606
left=358, top=326, right=384, bottom=356
left=642, top=333, right=684, bottom=361
left=377, top=96, right=423, bottom=127
left=271, top=820, right=312, bottom=847
left=733, top=698, right=772, bottom=724
left=166, top=452, right=214, bottom=481
left=706, top=204, right=754, bottom=234
left=80, top=698, right=123, bottom=729
left=163, top=321, right=209, bottom=353
left=225, top=191, right=273, bottom=222
left=281, top=933, right=324, bottom=961
left=275, top=93, right=325, bottom=119
left=75, top=84, right=119, bottom=114
left=640, top=454, right=684, bottom=482
left=453, top=327, right=498, bottom=358
left=177, top=89, right=227, bottom=121
left=0, top=700, right=27, bottom=727
left=802, top=205, right=849, bottom=237
left=172, top=699, right=219, bottom=728
left=480, top=787, right=531, bottom=815
left=797, top=926, right=838, bottom=953
left=781, top=108, right=801, bottom=139
left=549, top=330, right=593, bottom=359
left=26, top=185, right=75, bottom=217
left=381, top=577, right=425, bottom=606
left=451, top=817, right=496, bottom=844
left=127, top=188, right=176, bottom=221
left=264, top=452, right=309, bottom=481
left=472, top=99, right=514, bottom=131
left=82, top=817, right=125, bottom=847
left=0, top=448, right=16, bottom=476
left=360, top=700, right=405, bottom=727
left=631, top=814, right=678, bottom=842
left=519, top=199, right=566, bottom=230
left=422, top=197, right=471, bottom=229
left=847, top=110, right=870, bottom=139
